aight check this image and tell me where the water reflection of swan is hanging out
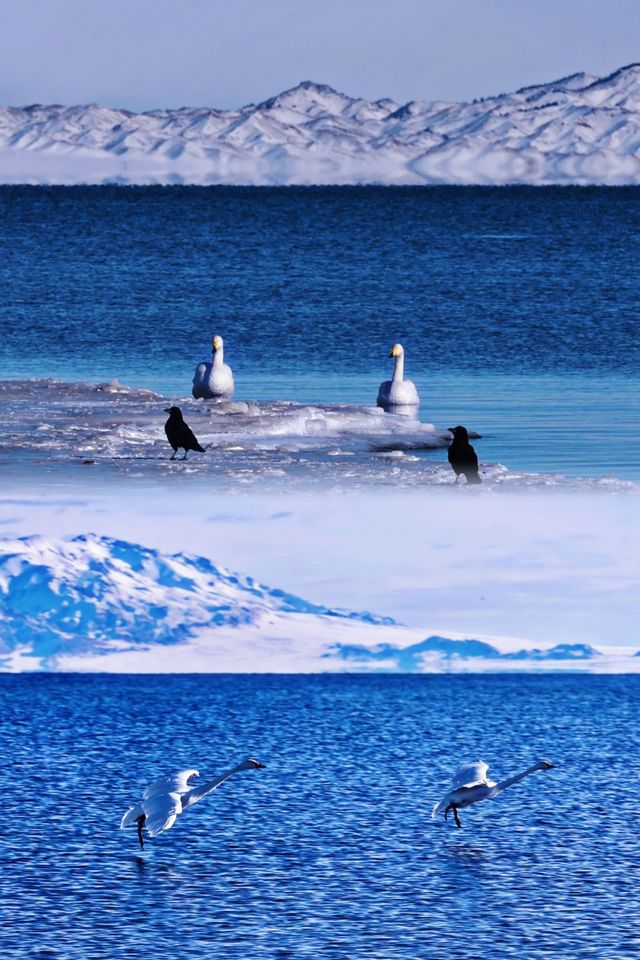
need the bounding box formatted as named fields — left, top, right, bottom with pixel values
left=447, top=843, right=490, bottom=865
left=193, top=335, right=235, bottom=400
left=121, top=758, right=266, bottom=849
left=132, top=856, right=185, bottom=882
left=377, top=344, right=420, bottom=409
left=432, top=759, right=555, bottom=828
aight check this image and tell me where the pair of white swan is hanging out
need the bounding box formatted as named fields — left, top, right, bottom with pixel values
left=192, top=335, right=234, bottom=400
left=192, top=335, right=419, bottom=410
left=121, top=754, right=555, bottom=847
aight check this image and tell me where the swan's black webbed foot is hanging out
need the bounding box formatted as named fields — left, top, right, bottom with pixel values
left=453, top=807, right=462, bottom=829
left=136, top=814, right=145, bottom=850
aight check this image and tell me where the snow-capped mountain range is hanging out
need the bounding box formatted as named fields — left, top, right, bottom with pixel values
left=2, top=64, right=640, bottom=185
left=0, top=534, right=637, bottom=672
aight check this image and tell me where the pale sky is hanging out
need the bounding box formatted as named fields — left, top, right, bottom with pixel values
left=1, top=0, right=639, bottom=110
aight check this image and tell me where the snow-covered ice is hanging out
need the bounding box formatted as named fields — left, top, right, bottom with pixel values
left=2, top=66, right=640, bottom=184
left=0, top=378, right=634, bottom=491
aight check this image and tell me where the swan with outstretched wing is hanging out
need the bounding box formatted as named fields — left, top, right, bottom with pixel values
left=121, top=759, right=265, bottom=849
left=432, top=759, right=554, bottom=828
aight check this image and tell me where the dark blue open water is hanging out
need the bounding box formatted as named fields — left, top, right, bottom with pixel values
left=2, top=674, right=638, bottom=960
left=0, top=186, right=639, bottom=480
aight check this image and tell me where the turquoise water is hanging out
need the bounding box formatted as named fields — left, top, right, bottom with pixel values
left=2, top=673, right=638, bottom=960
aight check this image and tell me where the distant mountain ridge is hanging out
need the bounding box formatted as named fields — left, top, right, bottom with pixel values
left=332, top=636, right=602, bottom=671
left=2, top=64, right=640, bottom=184
left=0, top=534, right=637, bottom=673
left=0, top=534, right=392, bottom=668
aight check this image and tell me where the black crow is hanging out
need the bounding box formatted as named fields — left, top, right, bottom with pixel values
left=164, top=406, right=206, bottom=460
left=447, top=425, right=481, bottom=484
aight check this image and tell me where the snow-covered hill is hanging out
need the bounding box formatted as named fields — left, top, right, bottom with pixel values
left=0, top=534, right=400, bottom=671
left=0, top=534, right=638, bottom=673
left=2, top=65, right=640, bottom=184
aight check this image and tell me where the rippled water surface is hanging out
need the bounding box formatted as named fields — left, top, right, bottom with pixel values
left=0, top=186, right=639, bottom=483
left=2, top=674, right=638, bottom=959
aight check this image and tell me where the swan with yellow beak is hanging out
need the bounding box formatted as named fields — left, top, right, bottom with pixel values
left=377, top=343, right=420, bottom=408
left=192, top=335, right=235, bottom=400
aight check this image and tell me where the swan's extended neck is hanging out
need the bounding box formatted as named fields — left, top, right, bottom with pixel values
left=392, top=353, right=405, bottom=383
left=212, top=346, right=224, bottom=368
left=490, top=763, right=542, bottom=797
left=181, top=762, right=246, bottom=809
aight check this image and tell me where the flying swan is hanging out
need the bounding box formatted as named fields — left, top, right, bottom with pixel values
left=121, top=757, right=266, bottom=849
left=376, top=343, right=420, bottom=408
left=192, top=335, right=235, bottom=400
left=432, top=759, right=555, bottom=828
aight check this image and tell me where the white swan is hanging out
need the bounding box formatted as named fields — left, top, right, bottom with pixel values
left=192, top=335, right=235, bottom=400
left=376, top=343, right=420, bottom=408
left=432, top=759, right=554, bottom=828
left=121, top=757, right=265, bottom=848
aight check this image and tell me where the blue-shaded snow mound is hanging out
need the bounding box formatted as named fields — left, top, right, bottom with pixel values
left=0, top=534, right=392, bottom=661
left=331, top=636, right=602, bottom=671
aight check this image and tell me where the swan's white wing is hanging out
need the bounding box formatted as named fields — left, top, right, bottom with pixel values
left=431, top=793, right=453, bottom=818
left=142, top=792, right=182, bottom=837
left=193, top=362, right=210, bottom=384
left=121, top=803, right=144, bottom=828
left=377, top=380, right=392, bottom=405
left=143, top=769, right=199, bottom=800
left=450, top=761, right=491, bottom=790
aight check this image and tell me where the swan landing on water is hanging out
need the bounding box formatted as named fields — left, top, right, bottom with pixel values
left=121, top=757, right=265, bottom=849
left=192, top=335, right=235, bottom=400
left=376, top=343, right=420, bottom=409
left=432, top=759, right=555, bottom=828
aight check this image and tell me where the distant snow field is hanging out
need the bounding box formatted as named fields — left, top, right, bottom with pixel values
left=1, top=532, right=638, bottom=673
left=2, top=64, right=640, bottom=185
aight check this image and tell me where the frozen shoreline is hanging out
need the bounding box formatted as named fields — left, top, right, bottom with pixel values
left=0, top=377, right=637, bottom=492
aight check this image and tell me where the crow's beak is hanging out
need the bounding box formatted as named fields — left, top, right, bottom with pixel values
left=164, top=408, right=171, bottom=413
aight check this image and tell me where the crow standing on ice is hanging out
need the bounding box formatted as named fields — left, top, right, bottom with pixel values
left=164, top=406, right=206, bottom=460
left=447, top=425, right=481, bottom=484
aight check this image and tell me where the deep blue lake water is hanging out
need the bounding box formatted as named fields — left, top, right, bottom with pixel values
left=2, top=674, right=638, bottom=960
left=0, top=185, right=638, bottom=480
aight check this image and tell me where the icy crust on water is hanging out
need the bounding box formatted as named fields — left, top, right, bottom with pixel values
left=3, top=65, right=640, bottom=185
left=0, top=378, right=635, bottom=492
left=1, top=533, right=638, bottom=673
